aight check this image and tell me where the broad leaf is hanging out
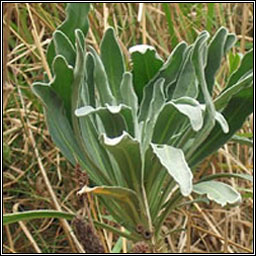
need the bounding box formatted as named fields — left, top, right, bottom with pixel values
left=71, top=29, right=86, bottom=138
left=120, top=72, right=138, bottom=114
left=53, top=30, right=76, bottom=67
left=214, top=111, right=229, bottom=134
left=151, top=144, right=193, bottom=196
left=139, top=42, right=187, bottom=121
left=231, top=134, right=253, bottom=147
left=101, top=27, right=125, bottom=102
left=77, top=112, right=118, bottom=185
left=173, top=46, right=198, bottom=99
left=130, top=45, right=164, bottom=101
left=142, top=78, right=165, bottom=152
left=85, top=52, right=96, bottom=107
left=33, top=84, right=82, bottom=164
left=214, top=72, right=253, bottom=111
left=120, top=72, right=139, bottom=138
left=89, top=46, right=115, bottom=106
left=224, top=33, right=237, bottom=55
left=33, top=84, right=111, bottom=185
left=101, top=132, right=142, bottom=193
left=189, top=86, right=253, bottom=167
left=198, top=173, right=253, bottom=183
left=187, top=31, right=216, bottom=160
left=75, top=104, right=133, bottom=137
left=78, top=185, right=139, bottom=207
left=193, top=181, right=242, bottom=206
left=152, top=98, right=203, bottom=144
left=78, top=185, right=142, bottom=226
left=228, top=52, right=241, bottom=75
left=226, top=49, right=253, bottom=89
left=50, top=55, right=73, bottom=122
left=47, top=3, right=90, bottom=68
left=204, top=27, right=228, bottom=95
left=200, top=105, right=229, bottom=133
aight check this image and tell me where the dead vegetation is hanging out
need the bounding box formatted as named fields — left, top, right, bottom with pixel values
left=3, top=3, right=253, bottom=253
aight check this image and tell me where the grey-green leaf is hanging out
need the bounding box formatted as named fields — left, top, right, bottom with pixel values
left=50, top=55, right=73, bottom=122
left=204, top=27, right=228, bottom=96
left=85, top=52, right=96, bottom=107
left=75, top=104, right=133, bottom=138
left=193, top=181, right=242, bottom=206
left=89, top=46, right=115, bottom=106
left=152, top=98, right=203, bottom=145
left=172, top=97, right=203, bottom=131
left=120, top=72, right=138, bottom=118
left=139, top=42, right=187, bottom=121
left=53, top=30, right=76, bottom=67
left=130, top=45, right=164, bottom=101
left=101, top=132, right=142, bottom=193
left=189, top=87, right=253, bottom=167
left=46, top=3, right=90, bottom=68
left=32, top=83, right=83, bottom=166
left=231, top=134, right=253, bottom=147
left=101, top=27, right=125, bottom=102
left=224, top=33, right=237, bottom=55
left=172, top=47, right=198, bottom=99
left=187, top=31, right=216, bottom=159
left=214, top=72, right=253, bottom=111
left=151, top=144, right=193, bottom=196
left=226, top=49, right=253, bottom=89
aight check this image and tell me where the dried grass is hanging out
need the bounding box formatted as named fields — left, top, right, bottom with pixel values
left=3, top=3, right=253, bottom=253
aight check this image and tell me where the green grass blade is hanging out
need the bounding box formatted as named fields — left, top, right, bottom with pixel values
left=3, top=210, right=74, bottom=225
left=206, top=3, right=215, bottom=31
left=162, top=3, right=178, bottom=48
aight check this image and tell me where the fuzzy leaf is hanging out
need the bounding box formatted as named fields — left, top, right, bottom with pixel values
left=153, top=98, right=203, bottom=144
left=226, top=49, right=253, bottom=89
left=50, top=55, right=73, bottom=122
left=189, top=86, right=253, bottom=167
left=198, top=173, right=253, bottom=183
left=101, top=27, right=125, bottom=101
left=224, top=33, right=237, bottom=55
left=85, top=52, right=96, bottom=107
left=130, top=45, right=164, bottom=101
left=76, top=104, right=133, bottom=138
left=47, top=3, right=90, bottom=68
left=151, top=144, right=193, bottom=196
left=204, top=27, right=228, bottom=95
left=186, top=31, right=216, bottom=160
left=78, top=185, right=142, bottom=227
left=89, top=46, right=115, bottom=106
left=77, top=111, right=118, bottom=184
left=139, top=42, right=187, bottom=121
left=173, top=46, right=198, bottom=99
left=120, top=72, right=138, bottom=118
left=141, top=78, right=166, bottom=152
left=193, top=181, right=242, bottom=206
left=53, top=30, right=76, bottom=67
left=101, top=132, right=142, bottom=193
left=32, top=84, right=82, bottom=165
left=231, top=134, right=253, bottom=147
left=200, top=105, right=229, bottom=134
left=214, top=72, right=252, bottom=111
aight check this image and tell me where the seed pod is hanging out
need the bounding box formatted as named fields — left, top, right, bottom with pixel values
left=136, top=223, right=144, bottom=234
left=132, top=241, right=151, bottom=253
left=72, top=216, right=104, bottom=253
left=75, top=163, right=89, bottom=189
left=143, top=230, right=153, bottom=240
